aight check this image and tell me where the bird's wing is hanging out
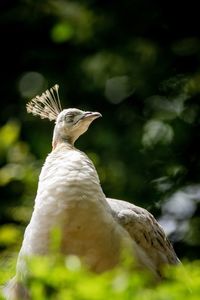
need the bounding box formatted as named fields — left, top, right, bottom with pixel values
left=107, top=198, right=180, bottom=270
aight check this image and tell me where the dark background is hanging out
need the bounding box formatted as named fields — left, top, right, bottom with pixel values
left=0, top=0, right=200, bottom=261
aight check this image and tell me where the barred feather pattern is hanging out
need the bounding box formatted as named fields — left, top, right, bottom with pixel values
left=26, top=84, right=62, bottom=121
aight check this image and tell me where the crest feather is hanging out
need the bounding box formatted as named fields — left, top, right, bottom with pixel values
left=26, top=84, right=62, bottom=121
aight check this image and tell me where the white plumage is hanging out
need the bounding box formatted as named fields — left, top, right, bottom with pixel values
left=4, top=86, right=179, bottom=299
left=108, top=198, right=179, bottom=270
left=18, top=141, right=131, bottom=271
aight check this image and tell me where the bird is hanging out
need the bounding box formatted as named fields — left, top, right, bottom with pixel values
left=4, top=85, right=164, bottom=300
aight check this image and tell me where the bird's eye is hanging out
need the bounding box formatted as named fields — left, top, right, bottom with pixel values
left=66, top=115, right=73, bottom=120
left=67, top=113, right=74, bottom=118
left=65, top=113, right=75, bottom=123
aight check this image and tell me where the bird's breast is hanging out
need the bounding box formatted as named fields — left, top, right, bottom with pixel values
left=35, top=148, right=105, bottom=212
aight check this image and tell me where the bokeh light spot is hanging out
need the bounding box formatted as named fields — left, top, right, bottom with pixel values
left=51, top=22, right=74, bottom=43
left=142, top=119, right=174, bottom=147
left=105, top=76, right=133, bottom=104
left=19, top=72, right=46, bottom=98
left=162, top=191, right=196, bottom=219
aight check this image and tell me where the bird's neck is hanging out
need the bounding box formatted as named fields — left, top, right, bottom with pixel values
left=52, top=130, right=74, bottom=150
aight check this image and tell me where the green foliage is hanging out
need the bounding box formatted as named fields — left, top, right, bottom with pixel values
left=0, top=121, right=39, bottom=229
left=0, top=121, right=20, bottom=154
left=0, top=254, right=199, bottom=300
left=0, top=225, right=21, bottom=248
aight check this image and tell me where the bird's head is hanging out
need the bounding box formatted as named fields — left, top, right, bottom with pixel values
left=52, top=108, right=101, bottom=148
left=26, top=85, right=102, bottom=149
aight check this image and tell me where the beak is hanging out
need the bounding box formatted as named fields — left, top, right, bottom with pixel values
left=82, top=111, right=102, bottom=120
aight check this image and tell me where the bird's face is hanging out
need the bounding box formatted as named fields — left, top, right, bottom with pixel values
left=53, top=108, right=102, bottom=147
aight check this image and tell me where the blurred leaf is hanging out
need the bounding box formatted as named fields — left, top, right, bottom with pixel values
left=142, top=120, right=174, bottom=147
left=0, top=164, right=25, bottom=186
left=0, top=224, right=21, bottom=247
left=0, top=121, right=20, bottom=153
left=0, top=255, right=200, bottom=300
left=51, top=22, right=74, bottom=43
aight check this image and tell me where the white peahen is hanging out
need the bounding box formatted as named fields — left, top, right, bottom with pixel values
left=4, top=85, right=179, bottom=299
